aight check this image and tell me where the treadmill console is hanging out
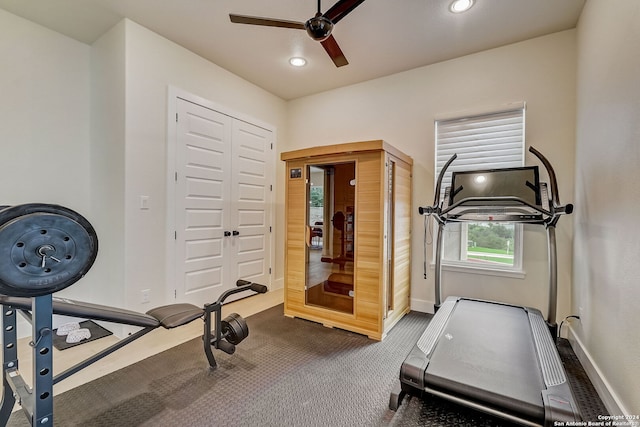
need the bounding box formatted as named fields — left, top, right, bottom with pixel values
left=442, top=166, right=550, bottom=222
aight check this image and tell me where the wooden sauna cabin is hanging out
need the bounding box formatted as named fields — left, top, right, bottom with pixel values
left=281, top=140, right=412, bottom=340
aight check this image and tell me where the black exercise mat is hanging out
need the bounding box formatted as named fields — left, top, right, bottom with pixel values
left=52, top=320, right=113, bottom=350
left=7, top=304, right=606, bottom=426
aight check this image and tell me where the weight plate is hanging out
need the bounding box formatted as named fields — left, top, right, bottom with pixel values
left=221, top=313, right=249, bottom=345
left=0, top=204, right=98, bottom=297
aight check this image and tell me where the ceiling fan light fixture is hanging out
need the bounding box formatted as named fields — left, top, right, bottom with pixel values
left=289, top=57, right=307, bottom=67
left=449, top=0, right=475, bottom=13
left=304, top=15, right=334, bottom=41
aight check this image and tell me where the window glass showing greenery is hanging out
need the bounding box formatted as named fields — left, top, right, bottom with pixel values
left=467, top=223, right=515, bottom=266
left=435, top=104, right=525, bottom=272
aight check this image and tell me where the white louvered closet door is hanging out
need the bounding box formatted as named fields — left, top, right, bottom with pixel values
left=174, top=98, right=272, bottom=305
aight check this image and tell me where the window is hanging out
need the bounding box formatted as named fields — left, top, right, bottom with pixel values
left=435, top=104, right=525, bottom=274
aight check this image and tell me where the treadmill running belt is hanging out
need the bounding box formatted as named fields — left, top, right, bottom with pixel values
left=425, top=299, right=546, bottom=420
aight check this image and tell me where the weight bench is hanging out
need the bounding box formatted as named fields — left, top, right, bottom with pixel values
left=0, top=203, right=268, bottom=426
left=0, top=279, right=267, bottom=426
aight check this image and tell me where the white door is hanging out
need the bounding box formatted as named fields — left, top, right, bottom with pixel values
left=230, top=120, right=272, bottom=287
left=173, top=97, right=272, bottom=305
left=175, top=98, right=233, bottom=305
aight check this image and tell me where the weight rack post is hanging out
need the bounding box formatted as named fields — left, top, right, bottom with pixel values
left=0, top=296, right=55, bottom=426
left=31, top=294, right=54, bottom=426
left=0, top=303, right=18, bottom=425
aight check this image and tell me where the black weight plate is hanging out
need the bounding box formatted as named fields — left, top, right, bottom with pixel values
left=0, top=204, right=98, bottom=297
left=229, top=312, right=249, bottom=339
left=221, top=313, right=249, bottom=345
left=225, top=319, right=246, bottom=345
left=221, top=317, right=242, bottom=344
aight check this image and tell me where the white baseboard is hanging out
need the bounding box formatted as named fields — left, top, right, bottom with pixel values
left=271, top=276, right=284, bottom=290
left=568, top=326, right=634, bottom=418
left=410, top=297, right=434, bottom=314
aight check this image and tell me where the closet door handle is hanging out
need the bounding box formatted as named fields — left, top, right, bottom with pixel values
left=232, top=230, right=240, bottom=236
left=224, top=231, right=231, bottom=237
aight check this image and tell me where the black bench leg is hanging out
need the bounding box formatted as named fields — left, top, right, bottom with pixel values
left=203, top=305, right=218, bottom=369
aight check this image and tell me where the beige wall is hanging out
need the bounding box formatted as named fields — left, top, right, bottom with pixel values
left=88, top=19, right=126, bottom=310
left=285, top=30, right=577, bottom=322
left=0, top=9, right=90, bottom=212
left=573, top=0, right=640, bottom=415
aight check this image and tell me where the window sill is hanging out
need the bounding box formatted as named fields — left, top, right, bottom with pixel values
left=432, top=262, right=526, bottom=279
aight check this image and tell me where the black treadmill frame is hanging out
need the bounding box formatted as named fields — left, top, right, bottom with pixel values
left=391, top=147, right=578, bottom=426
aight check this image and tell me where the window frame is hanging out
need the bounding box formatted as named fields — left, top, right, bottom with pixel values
left=433, top=103, right=527, bottom=278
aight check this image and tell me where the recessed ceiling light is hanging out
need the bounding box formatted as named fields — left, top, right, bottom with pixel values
left=289, top=57, right=307, bottom=67
left=449, top=0, right=474, bottom=13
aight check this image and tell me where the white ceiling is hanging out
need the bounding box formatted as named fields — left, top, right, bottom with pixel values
left=0, top=0, right=585, bottom=100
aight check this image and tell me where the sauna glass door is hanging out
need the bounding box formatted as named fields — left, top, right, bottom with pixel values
left=305, top=162, right=355, bottom=314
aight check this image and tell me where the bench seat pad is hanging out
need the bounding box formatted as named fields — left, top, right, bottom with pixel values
left=146, top=304, right=203, bottom=329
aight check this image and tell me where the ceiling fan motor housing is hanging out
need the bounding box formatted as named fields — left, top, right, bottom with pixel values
left=305, top=15, right=334, bottom=41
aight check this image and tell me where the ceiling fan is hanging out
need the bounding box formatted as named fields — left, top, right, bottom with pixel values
left=229, top=0, right=367, bottom=67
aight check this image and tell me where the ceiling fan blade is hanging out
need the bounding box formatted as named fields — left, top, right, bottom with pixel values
left=321, top=35, right=348, bottom=67
left=323, top=0, right=366, bottom=24
left=229, top=14, right=305, bottom=30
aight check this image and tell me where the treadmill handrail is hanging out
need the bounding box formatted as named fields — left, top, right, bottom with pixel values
left=529, top=146, right=560, bottom=207
left=441, top=195, right=552, bottom=218
left=433, top=153, right=457, bottom=207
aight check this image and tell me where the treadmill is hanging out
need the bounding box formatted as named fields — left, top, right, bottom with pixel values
left=389, top=147, right=579, bottom=426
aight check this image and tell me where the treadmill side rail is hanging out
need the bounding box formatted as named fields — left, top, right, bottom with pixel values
left=528, top=310, right=567, bottom=387
left=530, top=311, right=581, bottom=424
left=416, top=298, right=457, bottom=355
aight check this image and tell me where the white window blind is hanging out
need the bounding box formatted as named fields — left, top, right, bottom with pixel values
left=434, top=106, right=526, bottom=272
left=435, top=108, right=525, bottom=197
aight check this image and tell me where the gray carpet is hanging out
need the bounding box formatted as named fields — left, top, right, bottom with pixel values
left=7, top=304, right=606, bottom=426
